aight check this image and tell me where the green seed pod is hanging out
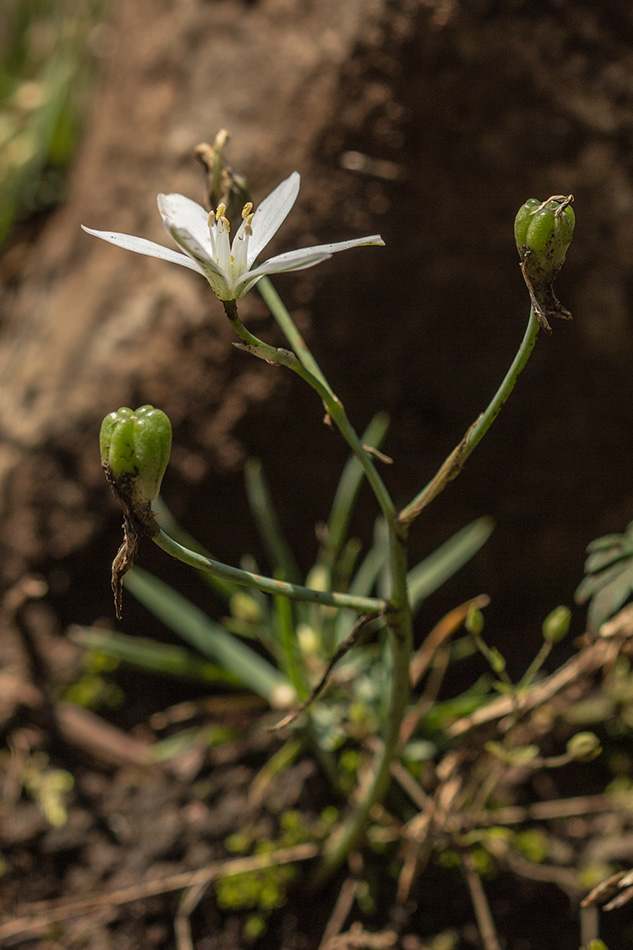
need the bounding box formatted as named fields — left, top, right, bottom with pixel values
left=515, top=197, right=575, bottom=268
left=100, top=405, right=172, bottom=510
left=513, top=198, right=542, bottom=247
left=514, top=195, right=575, bottom=332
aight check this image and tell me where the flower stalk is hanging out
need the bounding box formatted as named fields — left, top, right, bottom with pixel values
left=152, top=527, right=386, bottom=615
left=398, top=304, right=541, bottom=527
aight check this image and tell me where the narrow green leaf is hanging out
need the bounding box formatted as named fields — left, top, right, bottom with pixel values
left=123, top=567, right=291, bottom=704
left=273, top=590, right=308, bottom=699
left=408, top=517, right=495, bottom=614
left=318, top=413, right=390, bottom=576
left=244, top=458, right=302, bottom=584
left=575, top=561, right=628, bottom=604
left=333, top=518, right=388, bottom=645
left=68, top=625, right=241, bottom=685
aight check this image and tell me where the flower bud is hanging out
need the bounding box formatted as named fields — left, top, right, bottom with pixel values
left=567, top=731, right=602, bottom=762
left=514, top=195, right=575, bottom=332
left=542, top=605, right=572, bottom=643
left=100, top=405, right=172, bottom=512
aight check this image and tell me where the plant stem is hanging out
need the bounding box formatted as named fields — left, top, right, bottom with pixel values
left=224, top=295, right=413, bottom=881
left=152, top=528, right=386, bottom=614
left=258, top=276, right=335, bottom=397
left=224, top=299, right=395, bottom=526
left=398, top=306, right=541, bottom=526
left=315, top=519, right=413, bottom=881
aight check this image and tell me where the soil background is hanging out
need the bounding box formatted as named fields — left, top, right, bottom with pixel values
left=2, top=0, right=633, bottom=947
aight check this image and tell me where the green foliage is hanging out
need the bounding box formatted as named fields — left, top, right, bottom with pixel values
left=61, top=648, right=124, bottom=711
left=216, top=808, right=335, bottom=934
left=6, top=750, right=75, bottom=827
left=79, top=413, right=493, bottom=750
left=576, top=521, right=633, bottom=630
left=0, top=0, right=104, bottom=248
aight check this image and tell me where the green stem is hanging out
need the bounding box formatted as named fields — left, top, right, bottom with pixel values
left=258, top=276, right=335, bottom=397
left=315, top=520, right=413, bottom=881
left=224, top=296, right=413, bottom=881
left=152, top=528, right=385, bottom=614
left=398, top=306, right=541, bottom=526
left=224, top=299, right=395, bottom=525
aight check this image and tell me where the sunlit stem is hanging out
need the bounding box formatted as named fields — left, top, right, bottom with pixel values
left=257, top=276, right=335, bottom=398
left=153, top=528, right=386, bottom=614
left=223, top=299, right=395, bottom=526
left=398, top=306, right=541, bottom=526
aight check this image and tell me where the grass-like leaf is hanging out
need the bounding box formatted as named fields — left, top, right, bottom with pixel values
left=123, top=567, right=292, bottom=704
left=68, top=625, right=242, bottom=685
left=244, top=458, right=302, bottom=584
left=317, top=413, right=390, bottom=579
left=407, top=517, right=495, bottom=614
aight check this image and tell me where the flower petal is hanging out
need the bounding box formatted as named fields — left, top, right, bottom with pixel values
left=170, top=227, right=233, bottom=299
left=81, top=226, right=204, bottom=274
left=288, top=235, right=386, bottom=256
left=157, top=193, right=212, bottom=252
left=249, top=233, right=384, bottom=274
left=246, top=171, right=301, bottom=267
left=235, top=234, right=385, bottom=297
left=234, top=250, right=333, bottom=297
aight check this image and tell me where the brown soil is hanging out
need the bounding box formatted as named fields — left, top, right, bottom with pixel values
left=3, top=0, right=633, bottom=946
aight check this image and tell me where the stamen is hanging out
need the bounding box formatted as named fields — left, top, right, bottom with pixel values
left=216, top=203, right=229, bottom=233
left=213, top=202, right=232, bottom=271
left=207, top=211, right=217, bottom=256
left=241, top=202, right=253, bottom=218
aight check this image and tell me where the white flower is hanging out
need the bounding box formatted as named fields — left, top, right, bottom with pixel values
left=82, top=172, right=384, bottom=301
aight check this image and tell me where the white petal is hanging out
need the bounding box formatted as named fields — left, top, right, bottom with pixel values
left=170, top=227, right=233, bottom=298
left=234, top=250, right=333, bottom=297
left=248, top=234, right=384, bottom=276
left=290, top=235, right=385, bottom=256
left=81, top=226, right=204, bottom=273
left=235, top=234, right=385, bottom=297
left=158, top=193, right=211, bottom=251
left=246, top=171, right=301, bottom=267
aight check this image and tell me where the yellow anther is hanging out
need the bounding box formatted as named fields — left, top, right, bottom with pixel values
left=216, top=202, right=226, bottom=218
left=241, top=202, right=253, bottom=218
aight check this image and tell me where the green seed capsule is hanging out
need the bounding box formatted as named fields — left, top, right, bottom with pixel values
left=100, top=405, right=172, bottom=509
left=513, top=198, right=542, bottom=247
left=514, top=197, right=575, bottom=268
left=514, top=195, right=575, bottom=332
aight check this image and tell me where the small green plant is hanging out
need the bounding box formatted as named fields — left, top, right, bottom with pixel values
left=80, top=132, right=578, bottom=889
left=11, top=751, right=74, bottom=827
left=576, top=521, right=633, bottom=631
